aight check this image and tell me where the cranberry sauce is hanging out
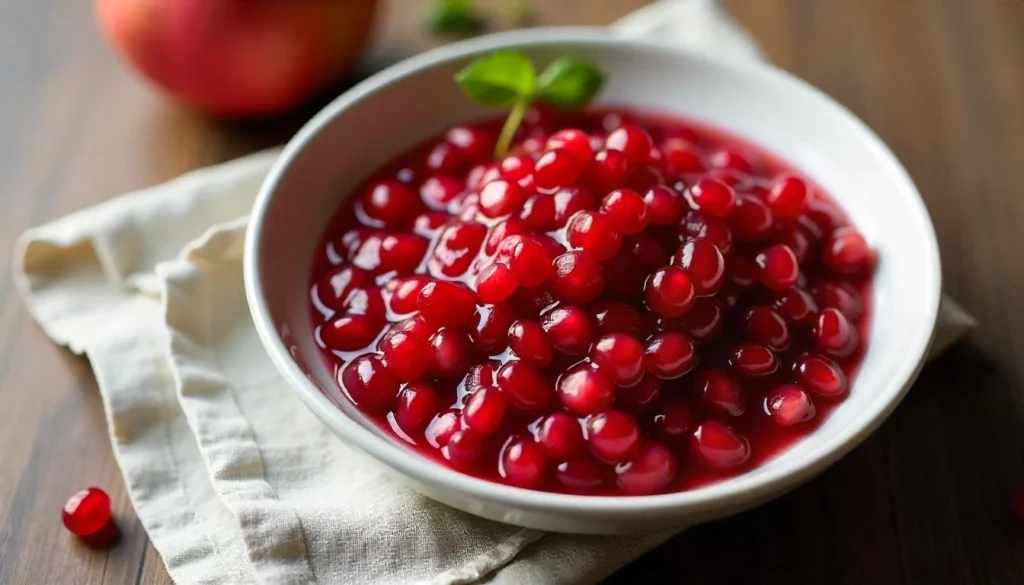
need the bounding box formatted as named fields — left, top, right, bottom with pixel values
left=308, top=106, right=874, bottom=496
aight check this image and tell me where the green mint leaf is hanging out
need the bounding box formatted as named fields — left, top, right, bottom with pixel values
left=426, top=0, right=485, bottom=36
left=455, top=50, right=537, bottom=107
left=536, top=56, right=605, bottom=110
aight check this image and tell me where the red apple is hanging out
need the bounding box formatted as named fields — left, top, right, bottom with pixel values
left=94, top=0, right=379, bottom=117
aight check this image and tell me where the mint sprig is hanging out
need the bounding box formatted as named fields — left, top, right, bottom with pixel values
left=455, top=51, right=605, bottom=159
left=426, top=0, right=486, bottom=36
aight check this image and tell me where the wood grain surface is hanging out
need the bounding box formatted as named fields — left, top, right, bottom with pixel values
left=0, top=0, right=1022, bottom=583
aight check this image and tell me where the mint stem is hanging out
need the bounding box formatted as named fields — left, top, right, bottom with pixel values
left=495, top=99, right=528, bottom=159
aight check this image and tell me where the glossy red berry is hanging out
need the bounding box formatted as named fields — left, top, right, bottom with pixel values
left=429, top=328, right=475, bottom=379
left=822, top=227, right=872, bottom=275
left=539, top=304, right=595, bottom=355
left=62, top=487, right=116, bottom=546
left=766, top=174, right=810, bottom=220
left=773, top=287, right=820, bottom=326
left=551, top=251, right=605, bottom=303
left=653, top=400, right=695, bottom=444
left=644, top=267, right=696, bottom=317
left=463, top=386, right=508, bottom=435
left=445, top=429, right=484, bottom=468
left=536, top=412, right=585, bottom=459
left=519, top=193, right=557, bottom=231
left=479, top=179, right=529, bottom=218
left=508, top=320, right=554, bottom=366
left=546, top=128, right=594, bottom=163
left=742, top=306, right=791, bottom=350
left=395, top=383, right=441, bottom=434
left=535, top=148, right=585, bottom=190
left=601, top=189, right=649, bottom=235
left=475, top=263, right=518, bottom=304
left=471, top=303, right=516, bottom=353
left=318, top=266, right=373, bottom=311
left=558, top=364, right=616, bottom=415
left=341, top=354, right=400, bottom=411
left=708, top=148, right=754, bottom=173
left=360, top=179, right=422, bottom=227
left=381, top=331, right=432, bottom=381
left=693, top=369, right=746, bottom=417
left=500, top=438, right=548, bottom=487
left=685, top=179, right=737, bottom=218
left=320, top=315, right=380, bottom=352
left=605, top=124, right=654, bottom=164
left=765, top=385, right=817, bottom=425
left=496, top=360, right=552, bottom=410
left=584, top=149, right=631, bottom=193
left=418, top=281, right=477, bottom=327
left=643, top=186, right=685, bottom=226
left=812, top=281, right=865, bottom=320
left=794, top=353, right=849, bottom=399
left=673, top=238, right=725, bottom=296
left=615, top=441, right=677, bottom=495
left=812, top=308, right=859, bottom=358
left=680, top=297, right=724, bottom=342
left=755, top=244, right=800, bottom=291
left=556, top=457, right=608, bottom=490
left=590, top=333, right=646, bottom=387
left=690, top=420, right=751, bottom=469
left=644, top=332, right=698, bottom=379
left=730, top=194, right=774, bottom=241
left=388, top=276, right=432, bottom=315
left=587, top=410, right=642, bottom=463
left=566, top=211, right=623, bottom=261
left=680, top=210, right=733, bottom=254
left=728, top=342, right=779, bottom=377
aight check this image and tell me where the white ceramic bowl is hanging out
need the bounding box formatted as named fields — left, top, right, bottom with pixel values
left=244, top=27, right=941, bottom=534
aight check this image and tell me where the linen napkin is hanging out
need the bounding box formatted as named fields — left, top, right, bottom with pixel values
left=14, top=2, right=975, bottom=584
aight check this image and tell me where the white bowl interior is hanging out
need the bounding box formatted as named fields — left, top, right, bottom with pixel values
left=247, top=29, right=939, bottom=531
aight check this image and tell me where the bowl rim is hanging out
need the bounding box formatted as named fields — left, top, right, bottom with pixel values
left=244, top=26, right=941, bottom=519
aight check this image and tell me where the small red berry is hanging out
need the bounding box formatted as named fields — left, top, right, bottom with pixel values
left=766, top=174, right=810, bottom=220
left=730, top=194, right=774, bottom=241
left=794, top=353, right=849, bottom=399
left=534, top=148, right=585, bottom=190
left=644, top=266, right=696, bottom=317
left=62, top=487, right=118, bottom=548
left=587, top=409, right=642, bottom=463
left=546, top=128, right=594, bottom=164
left=590, top=333, right=646, bottom=387
left=690, top=420, right=751, bottom=469
left=615, top=441, right=677, bottom=495
left=395, top=383, right=441, bottom=434
left=755, top=244, right=800, bottom=291
left=418, top=281, right=477, bottom=327
left=381, top=330, right=432, bottom=382
left=558, top=364, right=616, bottom=415
left=685, top=179, right=737, bottom=218
left=643, top=186, right=686, bottom=226
left=508, top=319, right=554, bottom=366
left=479, top=179, right=529, bottom=218
left=728, top=342, right=779, bottom=377
left=742, top=306, right=791, bottom=350
left=673, top=238, right=726, bottom=296
left=341, top=354, right=400, bottom=411
left=822, top=227, right=872, bottom=275
left=566, top=211, right=622, bottom=261
left=601, top=189, right=649, bottom=235
left=551, top=251, right=605, bottom=303
left=644, top=332, right=698, bottom=379
left=536, top=412, right=585, bottom=459
left=764, top=384, right=817, bottom=425
left=475, top=263, right=519, bottom=304
left=463, top=386, right=508, bottom=435
left=500, top=437, right=548, bottom=487
left=429, top=328, right=475, bottom=379
left=693, top=369, right=746, bottom=417
left=496, top=360, right=552, bottom=410
left=812, top=308, right=859, bottom=358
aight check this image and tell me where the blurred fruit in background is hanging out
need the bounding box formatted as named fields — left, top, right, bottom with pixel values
left=94, top=0, right=379, bottom=118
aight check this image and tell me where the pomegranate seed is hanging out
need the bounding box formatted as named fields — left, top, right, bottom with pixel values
left=479, top=180, right=529, bottom=218
left=663, top=142, right=706, bottom=175
left=766, top=174, right=810, bottom=220
left=617, top=374, right=661, bottom=413
left=584, top=149, right=631, bottom=193
left=388, top=276, right=432, bottom=315
left=471, top=303, right=515, bottom=353
left=395, top=383, right=441, bottom=434
left=463, top=386, right=508, bottom=434
left=418, top=281, right=477, bottom=327
left=794, top=353, right=849, bottom=398
left=590, top=333, right=645, bottom=387
left=601, top=189, right=649, bottom=235
left=425, top=410, right=462, bottom=448
left=420, top=176, right=464, bottom=210
left=318, top=266, right=373, bottom=311
left=685, top=179, right=737, bottom=219
left=536, top=412, right=585, bottom=459
left=729, top=194, right=774, bottom=241
left=812, top=308, right=859, bottom=358
left=812, top=281, right=865, bottom=320
left=484, top=218, right=527, bottom=256
left=495, top=235, right=554, bottom=287
left=359, top=179, right=422, bottom=227
left=446, top=126, right=494, bottom=161
left=772, top=223, right=812, bottom=264
left=708, top=148, right=754, bottom=173
left=430, top=328, right=475, bottom=379
left=320, top=315, right=380, bottom=352
left=467, top=163, right=501, bottom=191
left=556, top=457, right=608, bottom=489
left=62, top=487, right=117, bottom=547
left=520, top=194, right=556, bottom=231
left=624, top=234, right=669, bottom=271
left=755, top=244, right=800, bottom=291
left=729, top=342, right=779, bottom=377
left=653, top=400, right=694, bottom=443
left=475, top=263, right=519, bottom=304
left=566, top=211, right=622, bottom=261
left=444, top=429, right=483, bottom=468
left=426, top=142, right=465, bottom=175
left=673, top=238, right=725, bottom=296
left=605, top=124, right=654, bottom=164
left=742, top=306, right=791, bottom=350
left=587, top=410, right=642, bottom=463
left=802, top=197, right=847, bottom=239
left=680, top=210, right=734, bottom=254
left=381, top=331, right=432, bottom=381
left=726, top=255, right=760, bottom=288
left=535, top=148, right=585, bottom=190
left=385, top=315, right=431, bottom=344
left=625, top=165, right=665, bottom=192
left=690, top=420, right=750, bottom=469
left=643, top=186, right=686, bottom=226
left=499, top=153, right=535, bottom=182
left=508, top=320, right=554, bottom=366
left=546, top=128, right=594, bottom=163
left=341, top=354, right=399, bottom=411
left=558, top=364, right=616, bottom=415
left=431, top=222, right=487, bottom=277
left=551, top=251, right=605, bottom=303
left=511, top=285, right=557, bottom=317
left=644, top=332, right=698, bottom=379
left=773, top=287, right=820, bottom=326
left=680, top=297, right=724, bottom=342
left=500, top=438, right=548, bottom=487
left=552, top=186, right=598, bottom=228
left=693, top=369, right=746, bottom=417
left=593, top=301, right=648, bottom=338
left=822, top=227, right=872, bottom=275
left=615, top=441, right=677, bottom=495
left=765, top=384, right=817, bottom=425
left=496, top=360, right=552, bottom=410
left=644, top=267, right=696, bottom=317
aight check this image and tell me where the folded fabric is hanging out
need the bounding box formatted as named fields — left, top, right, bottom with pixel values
left=13, top=2, right=975, bottom=583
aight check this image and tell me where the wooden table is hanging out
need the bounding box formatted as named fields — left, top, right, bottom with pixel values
left=2, top=1, right=1022, bottom=583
